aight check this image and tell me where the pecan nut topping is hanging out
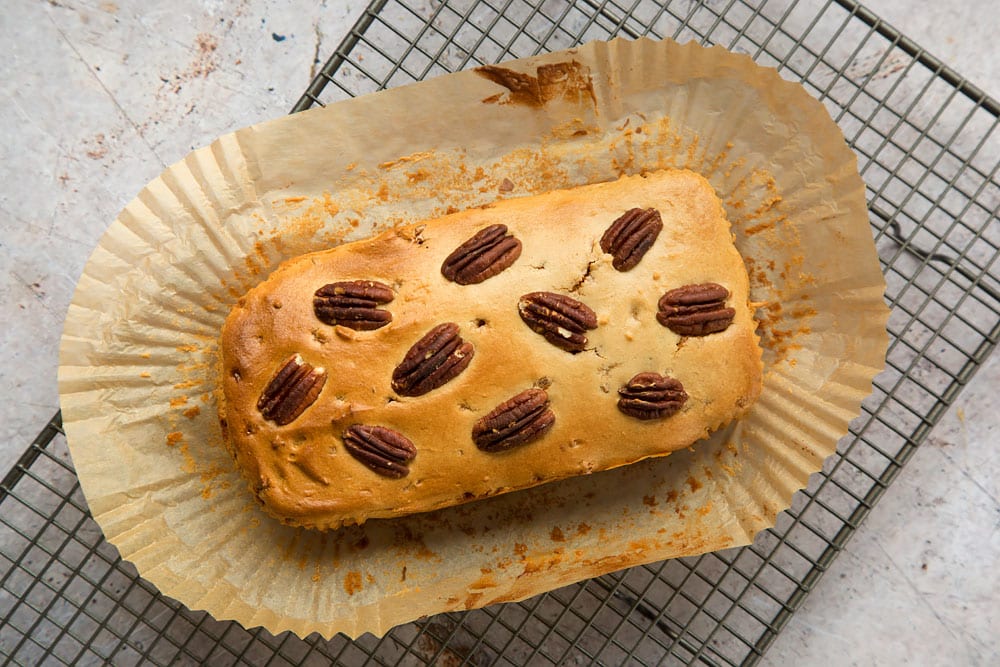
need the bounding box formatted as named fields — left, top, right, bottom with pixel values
left=617, top=372, right=688, bottom=420
left=391, top=323, right=474, bottom=396
left=657, top=283, right=735, bottom=336
left=518, top=291, right=598, bottom=353
left=257, top=354, right=326, bottom=425
left=473, top=388, right=555, bottom=452
left=314, top=280, right=394, bottom=330
left=600, top=208, right=663, bottom=271
left=343, top=424, right=417, bottom=478
left=441, top=224, right=522, bottom=285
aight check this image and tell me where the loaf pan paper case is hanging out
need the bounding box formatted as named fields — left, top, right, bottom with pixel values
left=59, top=37, right=888, bottom=638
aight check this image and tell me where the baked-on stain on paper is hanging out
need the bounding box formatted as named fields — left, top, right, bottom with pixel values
left=476, top=61, right=597, bottom=109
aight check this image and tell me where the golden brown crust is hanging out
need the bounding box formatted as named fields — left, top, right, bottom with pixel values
left=219, top=169, right=763, bottom=529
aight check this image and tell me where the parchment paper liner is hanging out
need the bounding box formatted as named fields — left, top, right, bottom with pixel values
left=59, top=37, right=887, bottom=638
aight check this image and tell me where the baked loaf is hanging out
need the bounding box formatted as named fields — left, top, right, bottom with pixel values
left=219, top=169, right=763, bottom=530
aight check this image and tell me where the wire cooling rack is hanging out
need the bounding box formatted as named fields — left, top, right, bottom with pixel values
left=3, top=0, right=998, bottom=665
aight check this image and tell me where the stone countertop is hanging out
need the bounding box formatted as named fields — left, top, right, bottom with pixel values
left=1, top=0, right=996, bottom=664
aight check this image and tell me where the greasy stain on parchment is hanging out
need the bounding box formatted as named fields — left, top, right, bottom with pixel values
left=477, top=61, right=598, bottom=109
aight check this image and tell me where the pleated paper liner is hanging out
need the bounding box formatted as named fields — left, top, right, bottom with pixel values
left=58, top=37, right=887, bottom=638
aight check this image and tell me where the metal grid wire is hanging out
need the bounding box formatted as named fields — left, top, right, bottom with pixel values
left=3, top=0, right=998, bottom=664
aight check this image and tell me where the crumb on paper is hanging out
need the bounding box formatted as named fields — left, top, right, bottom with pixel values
left=378, top=151, right=434, bottom=170
left=344, top=571, right=363, bottom=595
left=244, top=254, right=263, bottom=276
left=406, top=169, right=430, bottom=184
left=548, top=118, right=600, bottom=140
left=628, top=540, right=648, bottom=554
left=320, top=192, right=339, bottom=218
left=744, top=221, right=775, bottom=235
left=178, top=443, right=197, bottom=474
left=166, top=432, right=183, bottom=446
left=183, top=406, right=201, bottom=419
left=139, top=371, right=151, bottom=378
left=170, top=396, right=188, bottom=408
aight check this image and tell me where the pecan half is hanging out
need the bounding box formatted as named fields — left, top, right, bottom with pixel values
left=617, top=372, right=688, bottom=420
left=391, top=323, right=474, bottom=396
left=657, top=283, right=735, bottom=336
left=518, top=291, right=598, bottom=353
left=600, top=208, right=663, bottom=271
left=257, top=355, right=326, bottom=425
left=314, top=280, right=394, bottom=330
left=343, top=424, right=417, bottom=478
left=473, top=388, right=555, bottom=452
left=441, top=224, right=522, bottom=285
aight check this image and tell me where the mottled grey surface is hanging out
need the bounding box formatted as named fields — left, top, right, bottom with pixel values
left=1, top=0, right=996, bottom=665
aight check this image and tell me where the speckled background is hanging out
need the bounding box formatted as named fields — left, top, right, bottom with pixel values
left=2, top=0, right=996, bottom=663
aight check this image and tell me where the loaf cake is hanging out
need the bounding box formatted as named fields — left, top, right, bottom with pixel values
left=219, top=169, right=763, bottom=530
